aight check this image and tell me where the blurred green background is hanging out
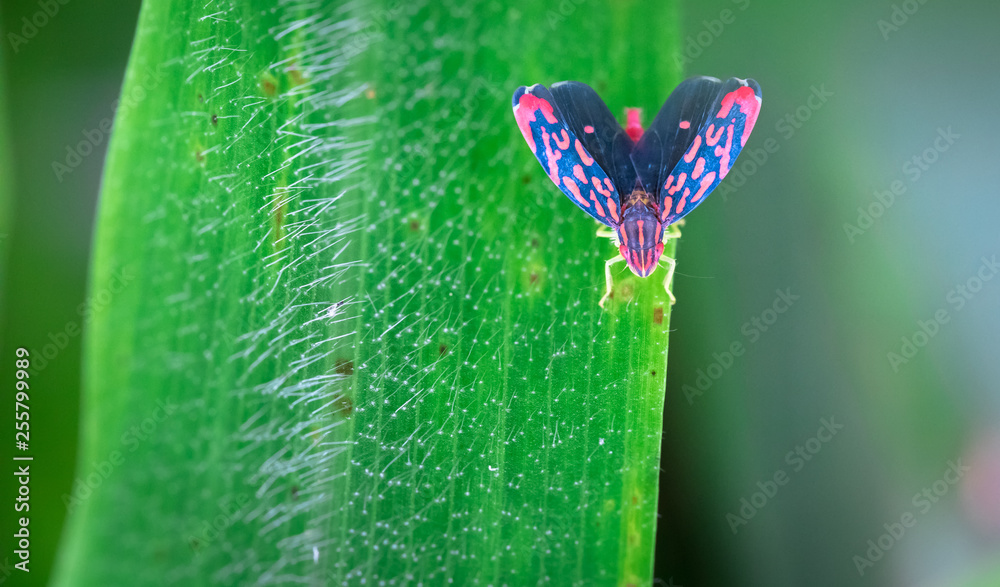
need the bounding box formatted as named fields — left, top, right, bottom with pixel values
left=2, top=0, right=999, bottom=586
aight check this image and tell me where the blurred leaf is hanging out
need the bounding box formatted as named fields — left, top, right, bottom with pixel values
left=0, top=43, right=11, bottom=307
left=52, top=0, right=680, bottom=584
left=957, top=561, right=1000, bottom=587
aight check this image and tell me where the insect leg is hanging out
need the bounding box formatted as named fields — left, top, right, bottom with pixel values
left=665, top=219, right=684, bottom=240
left=659, top=255, right=677, bottom=305
left=596, top=227, right=618, bottom=244
left=599, top=254, right=626, bottom=309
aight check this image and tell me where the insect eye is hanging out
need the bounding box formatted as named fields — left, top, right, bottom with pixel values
left=618, top=244, right=628, bottom=258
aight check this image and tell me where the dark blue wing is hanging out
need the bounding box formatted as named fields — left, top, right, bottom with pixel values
left=548, top=82, right=637, bottom=198
left=512, top=84, right=623, bottom=227
left=631, top=77, right=762, bottom=226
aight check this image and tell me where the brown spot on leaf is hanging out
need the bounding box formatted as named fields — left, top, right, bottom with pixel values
left=261, top=78, right=277, bottom=97
left=334, top=395, right=353, bottom=417
left=650, top=370, right=656, bottom=376
left=529, top=273, right=538, bottom=284
left=290, top=486, right=299, bottom=500
left=439, top=344, right=448, bottom=356
left=653, top=307, right=664, bottom=324
left=211, top=113, right=218, bottom=126
left=154, top=546, right=169, bottom=562
left=196, top=93, right=204, bottom=103
left=365, top=88, right=376, bottom=99
left=530, top=238, right=539, bottom=248
left=409, top=219, right=420, bottom=232
left=334, top=358, right=354, bottom=376
left=271, top=203, right=286, bottom=247
left=521, top=173, right=532, bottom=184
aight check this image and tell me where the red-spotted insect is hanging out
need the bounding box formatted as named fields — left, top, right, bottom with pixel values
left=512, top=77, right=762, bottom=307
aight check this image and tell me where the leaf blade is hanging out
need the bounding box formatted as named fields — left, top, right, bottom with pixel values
left=53, top=1, right=681, bottom=584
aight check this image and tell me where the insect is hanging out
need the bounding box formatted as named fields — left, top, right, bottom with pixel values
left=512, top=77, right=762, bottom=307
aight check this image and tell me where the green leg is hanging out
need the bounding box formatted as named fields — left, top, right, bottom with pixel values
left=599, top=253, right=626, bottom=309
left=596, top=227, right=617, bottom=242
left=659, top=254, right=677, bottom=305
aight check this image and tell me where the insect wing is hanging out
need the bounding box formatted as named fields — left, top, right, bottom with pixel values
left=632, top=77, right=762, bottom=226
left=631, top=77, right=721, bottom=195
left=548, top=81, right=637, bottom=199
left=512, top=84, right=623, bottom=226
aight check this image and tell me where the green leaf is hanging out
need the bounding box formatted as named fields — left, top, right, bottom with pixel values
left=52, top=1, right=681, bottom=584
left=0, top=49, right=11, bottom=304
